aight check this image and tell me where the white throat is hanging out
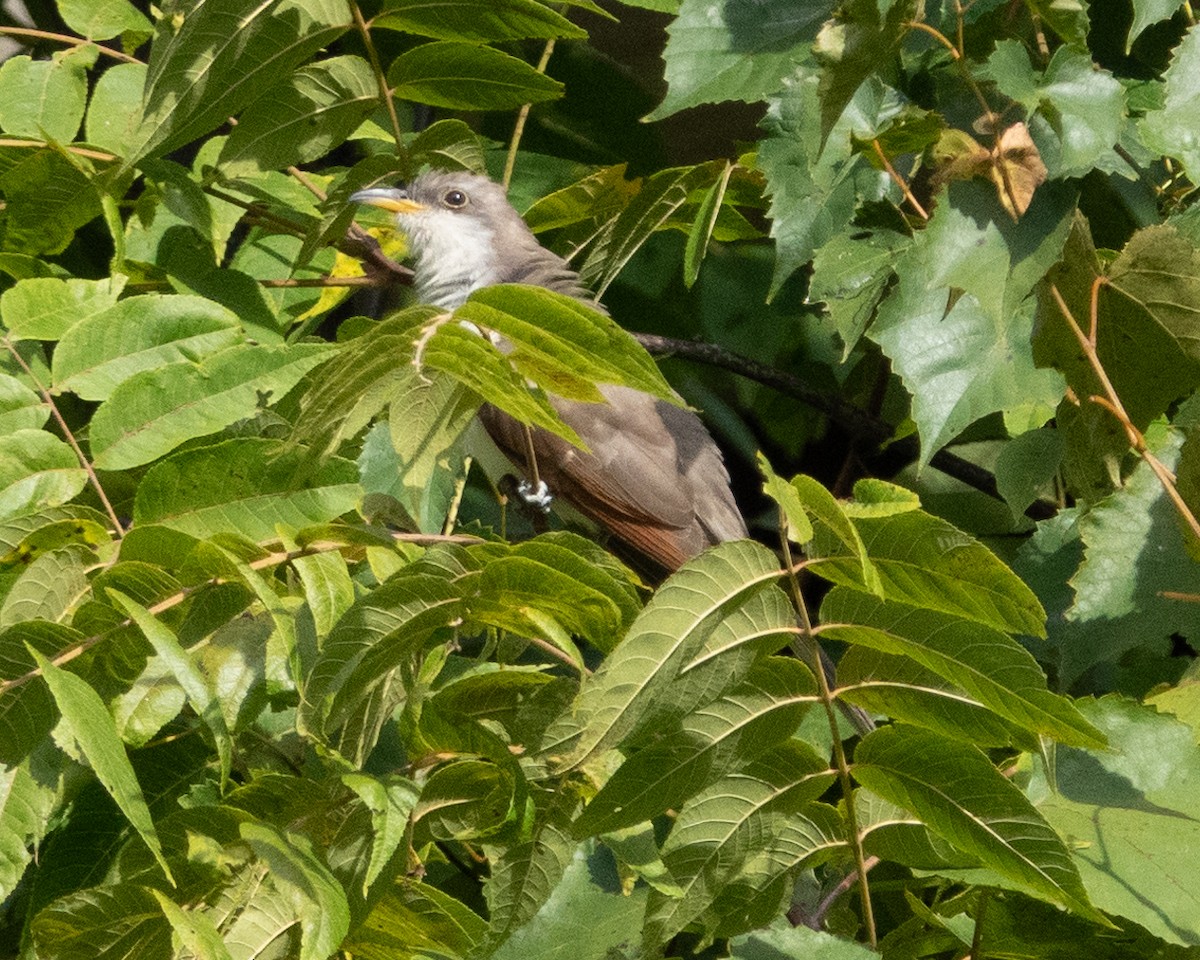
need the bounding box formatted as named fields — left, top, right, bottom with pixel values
left=400, top=207, right=498, bottom=309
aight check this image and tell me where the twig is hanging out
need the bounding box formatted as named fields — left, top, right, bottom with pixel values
left=0, top=139, right=116, bottom=162
left=288, top=165, right=328, bottom=201
left=260, top=276, right=384, bottom=288
left=792, top=856, right=881, bottom=929
left=354, top=2, right=406, bottom=154
left=1049, top=281, right=1200, bottom=542
left=0, top=532, right=483, bottom=696
left=633, top=332, right=1049, bottom=518
left=3, top=337, right=124, bottom=538
left=502, top=36, right=558, bottom=190
left=872, top=139, right=929, bottom=220
left=778, top=523, right=877, bottom=949
left=0, top=26, right=141, bottom=63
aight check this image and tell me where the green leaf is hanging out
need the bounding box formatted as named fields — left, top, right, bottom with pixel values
left=130, top=0, right=353, bottom=164
left=729, top=924, right=878, bottom=959
left=0, top=275, right=124, bottom=342
left=218, top=55, right=379, bottom=177
left=347, top=882, right=486, bottom=958
left=790, top=473, right=880, bottom=594
left=302, top=573, right=463, bottom=737
left=133, top=437, right=360, bottom=540
left=30, top=884, right=170, bottom=960
left=643, top=742, right=839, bottom=948
left=573, top=657, right=816, bottom=836
left=1140, top=24, right=1200, bottom=180
left=814, top=0, right=919, bottom=142
left=1127, top=0, right=1184, bottom=51
left=0, top=372, right=46, bottom=432
left=871, top=180, right=1072, bottom=467
left=854, top=724, right=1100, bottom=920
left=0, top=621, right=84, bottom=764
left=0, top=429, right=88, bottom=522
left=53, top=293, right=243, bottom=400
left=994, top=427, right=1063, bottom=521
left=757, top=454, right=814, bottom=545
left=290, top=306, right=445, bottom=460
left=838, top=646, right=1032, bottom=747
left=820, top=588, right=1106, bottom=747
left=89, top=342, right=334, bottom=470
left=58, top=0, right=151, bottom=40
left=808, top=227, right=910, bottom=356
left=986, top=43, right=1126, bottom=178
left=0, top=147, right=101, bottom=256
left=109, top=590, right=234, bottom=785
left=476, top=788, right=577, bottom=955
left=646, top=0, right=830, bottom=120
left=414, top=758, right=517, bottom=841
left=487, top=844, right=648, bottom=960
left=374, top=0, right=587, bottom=41
left=1050, top=424, right=1200, bottom=685
left=0, top=745, right=62, bottom=897
left=151, top=890, right=234, bottom=960
left=757, top=69, right=865, bottom=298
left=372, top=370, right=475, bottom=534
left=241, top=822, right=351, bottom=960
left=0, top=541, right=95, bottom=628
left=1030, top=696, right=1200, bottom=945
left=809, top=502, right=1048, bottom=637
left=579, top=162, right=723, bottom=296
left=29, top=648, right=174, bottom=883
left=0, top=46, right=96, bottom=143
left=455, top=285, right=675, bottom=403
left=538, top=540, right=793, bottom=771
left=388, top=41, right=564, bottom=111
left=682, top=161, right=733, bottom=287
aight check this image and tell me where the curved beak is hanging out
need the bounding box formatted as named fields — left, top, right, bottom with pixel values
left=349, top=187, right=425, bottom=214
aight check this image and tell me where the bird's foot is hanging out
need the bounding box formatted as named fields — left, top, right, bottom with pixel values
left=516, top=479, right=553, bottom=513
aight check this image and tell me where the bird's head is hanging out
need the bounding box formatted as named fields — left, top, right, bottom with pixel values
left=351, top=170, right=591, bottom=309
left=351, top=171, right=522, bottom=307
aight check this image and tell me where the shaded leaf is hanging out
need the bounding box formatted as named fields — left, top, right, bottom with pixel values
left=133, top=437, right=360, bottom=540
left=388, top=41, right=563, bottom=111
left=538, top=540, right=792, bottom=771
left=30, top=649, right=173, bottom=883
left=647, top=0, right=829, bottom=120
left=374, top=0, right=586, bottom=41
left=854, top=724, right=1100, bottom=920
left=53, top=293, right=243, bottom=400
left=218, top=55, right=379, bottom=177
left=89, top=343, right=334, bottom=470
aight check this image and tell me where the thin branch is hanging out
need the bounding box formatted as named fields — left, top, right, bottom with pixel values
left=0, top=26, right=141, bottom=63
left=3, top=337, right=124, bottom=537
left=503, top=36, right=558, bottom=190
left=0, top=532, right=484, bottom=696
left=633, top=332, right=1051, bottom=518
left=872, top=139, right=929, bottom=221
left=260, top=275, right=384, bottom=288
left=355, top=2, right=406, bottom=153
left=791, top=856, right=881, bottom=929
left=288, top=165, right=328, bottom=201
left=0, top=138, right=116, bottom=162
left=1049, top=281, right=1200, bottom=543
left=778, top=523, right=877, bottom=949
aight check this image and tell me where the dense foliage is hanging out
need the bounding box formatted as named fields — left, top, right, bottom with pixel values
left=0, top=0, right=1198, bottom=956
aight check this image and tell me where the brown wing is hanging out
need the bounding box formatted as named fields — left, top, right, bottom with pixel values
left=478, top=385, right=746, bottom=573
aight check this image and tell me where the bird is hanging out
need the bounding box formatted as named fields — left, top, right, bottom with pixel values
left=350, top=170, right=747, bottom=575
left=350, top=171, right=873, bottom=733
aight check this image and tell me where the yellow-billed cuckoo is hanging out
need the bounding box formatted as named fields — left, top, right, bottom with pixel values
left=351, top=170, right=747, bottom=574
left=351, top=172, right=872, bottom=733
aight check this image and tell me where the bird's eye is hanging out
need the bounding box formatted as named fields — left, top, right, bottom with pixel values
left=442, top=190, right=468, bottom=208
